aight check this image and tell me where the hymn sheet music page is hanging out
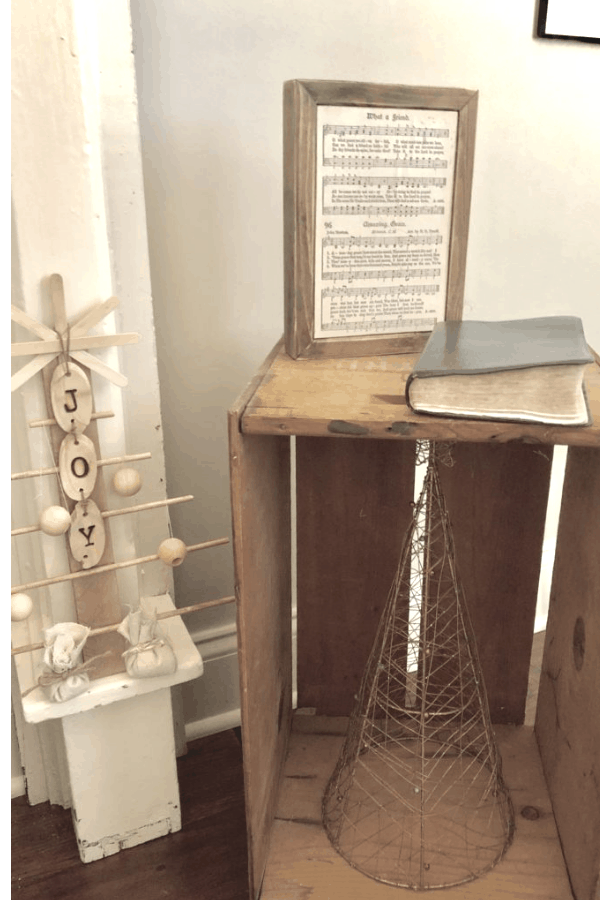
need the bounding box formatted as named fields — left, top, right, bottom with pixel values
left=314, top=105, right=459, bottom=340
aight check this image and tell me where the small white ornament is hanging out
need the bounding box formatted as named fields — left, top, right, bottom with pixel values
left=11, top=593, right=34, bottom=621
left=112, top=467, right=142, bottom=497
left=157, top=538, right=188, bottom=567
left=39, top=505, right=72, bottom=536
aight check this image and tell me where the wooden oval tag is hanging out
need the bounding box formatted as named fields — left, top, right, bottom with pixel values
left=69, top=499, right=106, bottom=568
left=59, top=433, right=98, bottom=500
left=50, top=362, right=93, bottom=434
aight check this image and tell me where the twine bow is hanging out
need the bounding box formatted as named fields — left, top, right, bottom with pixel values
left=21, top=650, right=113, bottom=698
left=123, top=638, right=166, bottom=658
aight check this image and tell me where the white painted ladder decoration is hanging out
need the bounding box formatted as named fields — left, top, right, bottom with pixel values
left=11, top=275, right=234, bottom=861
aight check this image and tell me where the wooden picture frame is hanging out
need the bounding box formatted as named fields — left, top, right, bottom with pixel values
left=283, top=80, right=478, bottom=359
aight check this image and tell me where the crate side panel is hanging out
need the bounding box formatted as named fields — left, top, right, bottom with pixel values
left=229, top=415, right=292, bottom=900
left=535, top=446, right=600, bottom=900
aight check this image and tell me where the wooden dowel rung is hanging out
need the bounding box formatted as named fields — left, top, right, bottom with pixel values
left=102, top=495, right=194, bottom=520
left=11, top=495, right=194, bottom=536
left=10, top=594, right=236, bottom=656
left=11, top=537, right=229, bottom=593
left=11, top=452, right=152, bottom=481
left=29, top=411, right=115, bottom=428
left=11, top=524, right=39, bottom=537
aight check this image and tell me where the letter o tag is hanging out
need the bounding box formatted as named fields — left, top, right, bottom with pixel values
left=59, top=433, right=98, bottom=500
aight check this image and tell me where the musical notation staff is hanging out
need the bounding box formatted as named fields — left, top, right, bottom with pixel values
left=321, top=316, right=438, bottom=334
left=323, top=284, right=440, bottom=298
left=322, top=175, right=447, bottom=189
left=323, top=124, right=450, bottom=139
left=323, top=204, right=444, bottom=217
left=322, top=234, right=444, bottom=249
left=322, top=268, right=441, bottom=281
left=323, top=157, right=448, bottom=169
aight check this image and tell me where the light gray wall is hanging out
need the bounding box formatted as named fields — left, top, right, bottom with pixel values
left=129, top=0, right=599, bottom=589
left=128, top=0, right=599, bottom=724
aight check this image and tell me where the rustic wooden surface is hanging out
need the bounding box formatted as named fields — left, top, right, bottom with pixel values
left=283, top=82, right=477, bottom=360
left=260, top=715, right=573, bottom=899
left=535, top=446, right=600, bottom=900
left=242, top=340, right=600, bottom=446
left=11, top=730, right=249, bottom=900
left=296, top=437, right=415, bottom=715
left=228, top=345, right=293, bottom=900
left=438, top=443, right=552, bottom=723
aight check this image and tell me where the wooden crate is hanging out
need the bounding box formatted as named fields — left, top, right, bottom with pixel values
left=228, top=340, right=600, bottom=900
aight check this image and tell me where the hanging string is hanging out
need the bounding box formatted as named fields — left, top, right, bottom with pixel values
left=21, top=650, right=114, bottom=698
left=57, top=324, right=71, bottom=377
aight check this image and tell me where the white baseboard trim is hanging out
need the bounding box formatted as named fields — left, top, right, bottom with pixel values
left=185, top=707, right=241, bottom=743
left=12, top=774, right=26, bottom=799
left=183, top=609, right=298, bottom=742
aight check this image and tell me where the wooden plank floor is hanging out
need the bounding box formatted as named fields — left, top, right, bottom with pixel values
left=11, top=729, right=250, bottom=900
left=11, top=635, right=547, bottom=900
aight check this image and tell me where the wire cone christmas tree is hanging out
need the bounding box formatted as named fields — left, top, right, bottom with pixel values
left=322, top=442, right=514, bottom=890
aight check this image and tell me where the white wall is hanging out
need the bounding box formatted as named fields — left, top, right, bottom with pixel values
left=129, top=0, right=600, bottom=727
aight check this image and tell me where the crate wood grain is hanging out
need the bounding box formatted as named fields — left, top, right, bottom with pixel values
left=536, top=445, right=600, bottom=900
left=438, top=442, right=552, bottom=723
left=296, top=437, right=416, bottom=716
left=260, top=715, right=574, bottom=900
left=242, top=340, right=600, bottom=447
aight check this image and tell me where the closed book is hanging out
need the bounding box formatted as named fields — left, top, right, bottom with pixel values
left=405, top=317, right=593, bottom=426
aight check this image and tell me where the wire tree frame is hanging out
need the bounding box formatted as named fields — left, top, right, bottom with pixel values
left=322, top=442, right=514, bottom=890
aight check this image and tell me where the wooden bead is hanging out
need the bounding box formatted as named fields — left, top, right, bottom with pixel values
left=11, top=593, right=34, bottom=621
left=112, top=467, right=142, bottom=497
left=157, top=538, right=188, bottom=567
left=39, top=505, right=72, bottom=536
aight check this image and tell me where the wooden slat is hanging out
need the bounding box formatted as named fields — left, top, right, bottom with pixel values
left=535, top=446, right=600, bottom=900
left=296, top=437, right=415, bottom=715
left=228, top=342, right=293, bottom=900
left=438, top=443, right=552, bottom=724
left=260, top=715, right=573, bottom=899
left=241, top=344, right=600, bottom=447
left=11, top=333, right=139, bottom=356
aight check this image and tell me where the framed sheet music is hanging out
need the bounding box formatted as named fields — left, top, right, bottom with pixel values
left=283, top=80, right=478, bottom=359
